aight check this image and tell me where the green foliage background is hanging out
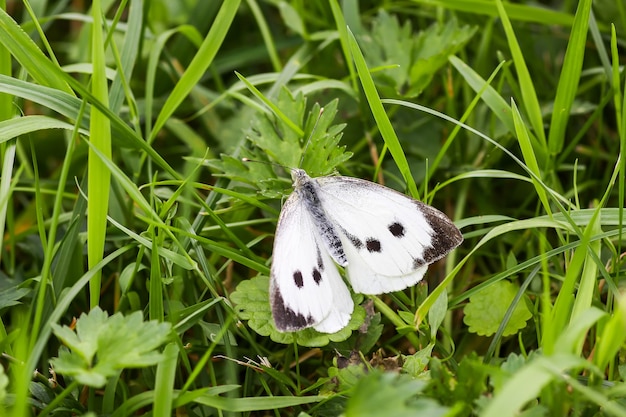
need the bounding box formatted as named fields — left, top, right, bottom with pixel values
left=0, top=0, right=625, bottom=416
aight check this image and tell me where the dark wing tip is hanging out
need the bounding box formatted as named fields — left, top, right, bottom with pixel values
left=416, top=201, right=463, bottom=264
left=271, top=288, right=314, bottom=332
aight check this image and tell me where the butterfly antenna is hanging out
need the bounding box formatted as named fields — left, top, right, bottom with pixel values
left=299, top=106, right=325, bottom=168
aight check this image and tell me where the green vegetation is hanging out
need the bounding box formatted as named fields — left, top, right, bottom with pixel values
left=1, top=0, right=625, bottom=415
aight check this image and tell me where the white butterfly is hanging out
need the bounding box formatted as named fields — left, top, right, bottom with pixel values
left=269, top=169, right=463, bottom=333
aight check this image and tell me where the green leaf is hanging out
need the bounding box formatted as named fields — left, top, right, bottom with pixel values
left=428, top=290, right=448, bottom=339
left=211, top=89, right=351, bottom=189
left=345, top=372, right=447, bottom=417
left=360, top=12, right=475, bottom=98
left=51, top=307, right=172, bottom=388
left=402, top=343, right=434, bottom=377
left=0, top=282, right=30, bottom=310
left=322, top=354, right=369, bottom=394
left=463, top=280, right=532, bottom=336
left=231, top=275, right=364, bottom=347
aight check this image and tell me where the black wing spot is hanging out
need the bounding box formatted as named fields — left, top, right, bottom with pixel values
left=388, top=222, right=405, bottom=237
left=293, top=270, right=304, bottom=288
left=312, top=268, right=322, bottom=284
left=413, top=258, right=425, bottom=270
left=366, top=238, right=382, bottom=253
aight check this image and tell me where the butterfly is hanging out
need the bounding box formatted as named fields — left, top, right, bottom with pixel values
left=269, top=169, right=463, bottom=333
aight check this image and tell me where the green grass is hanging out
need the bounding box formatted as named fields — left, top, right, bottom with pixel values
left=1, top=1, right=625, bottom=416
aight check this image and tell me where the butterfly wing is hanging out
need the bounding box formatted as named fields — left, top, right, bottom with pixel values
left=315, top=176, right=463, bottom=294
left=270, top=192, right=354, bottom=333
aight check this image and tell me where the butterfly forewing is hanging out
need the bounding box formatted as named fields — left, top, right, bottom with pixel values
left=269, top=192, right=354, bottom=333
left=313, top=176, right=463, bottom=294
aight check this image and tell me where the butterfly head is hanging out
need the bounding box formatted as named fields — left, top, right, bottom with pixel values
left=290, top=168, right=311, bottom=188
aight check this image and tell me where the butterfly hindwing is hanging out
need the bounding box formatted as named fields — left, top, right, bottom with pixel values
left=314, top=176, right=463, bottom=294
left=269, top=192, right=354, bottom=333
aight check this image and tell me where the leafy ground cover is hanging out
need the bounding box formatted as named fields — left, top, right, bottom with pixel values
left=1, top=0, right=625, bottom=416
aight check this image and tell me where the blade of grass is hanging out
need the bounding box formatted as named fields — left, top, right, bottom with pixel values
left=0, top=75, right=180, bottom=178
left=588, top=10, right=611, bottom=83
left=0, top=139, right=15, bottom=267
left=329, top=0, right=358, bottom=92
left=544, top=209, right=600, bottom=354
left=553, top=306, right=606, bottom=355
left=153, top=343, right=179, bottom=417
left=0, top=8, right=72, bottom=93
left=569, top=212, right=602, bottom=323
left=435, top=58, right=507, bottom=180
left=547, top=0, right=593, bottom=155
left=235, top=71, right=303, bottom=137
left=511, top=100, right=551, bottom=216
left=411, top=0, right=576, bottom=27
left=144, top=24, right=202, bottom=139
left=494, top=0, right=547, bottom=151
left=87, top=0, right=112, bottom=308
left=617, top=25, right=626, bottom=270
left=594, top=294, right=626, bottom=373
left=107, top=0, right=140, bottom=114
left=150, top=0, right=241, bottom=142
left=149, top=174, right=164, bottom=322
left=448, top=56, right=514, bottom=135
left=0, top=0, right=16, bottom=272
left=246, top=0, right=281, bottom=73
left=346, top=28, right=418, bottom=196
left=0, top=115, right=89, bottom=140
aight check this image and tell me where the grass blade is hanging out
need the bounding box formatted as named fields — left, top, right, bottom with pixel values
left=346, top=28, right=418, bottom=196
left=494, top=0, right=547, bottom=151
left=547, top=0, right=593, bottom=155
left=0, top=8, right=72, bottom=93
left=150, top=0, right=241, bottom=141
left=87, top=0, right=112, bottom=308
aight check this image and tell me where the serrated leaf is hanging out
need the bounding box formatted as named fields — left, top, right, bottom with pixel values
left=0, top=284, right=30, bottom=310
left=51, top=307, right=172, bottom=388
left=231, top=275, right=364, bottom=346
left=463, top=280, right=532, bottom=336
left=211, top=89, right=351, bottom=191
left=360, top=11, right=475, bottom=98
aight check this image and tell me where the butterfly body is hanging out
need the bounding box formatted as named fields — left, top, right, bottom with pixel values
left=269, top=169, right=463, bottom=333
